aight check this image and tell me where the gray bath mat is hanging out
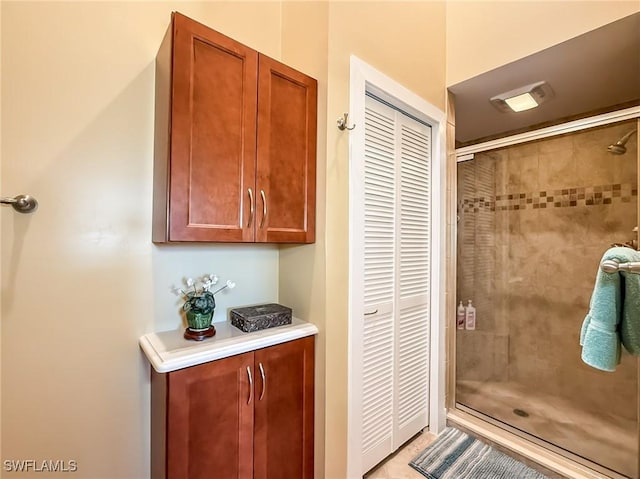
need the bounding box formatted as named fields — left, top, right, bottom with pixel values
left=410, top=427, right=550, bottom=478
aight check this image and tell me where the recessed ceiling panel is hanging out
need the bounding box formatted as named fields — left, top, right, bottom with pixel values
left=449, top=12, right=640, bottom=147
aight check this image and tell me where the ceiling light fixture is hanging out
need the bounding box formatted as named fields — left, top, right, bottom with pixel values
left=490, top=81, right=554, bottom=113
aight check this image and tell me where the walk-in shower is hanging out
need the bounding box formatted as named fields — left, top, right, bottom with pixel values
left=455, top=119, right=639, bottom=478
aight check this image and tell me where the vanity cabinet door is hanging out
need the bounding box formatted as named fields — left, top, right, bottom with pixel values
left=253, top=336, right=315, bottom=479
left=151, top=337, right=315, bottom=479
left=166, top=352, right=254, bottom=479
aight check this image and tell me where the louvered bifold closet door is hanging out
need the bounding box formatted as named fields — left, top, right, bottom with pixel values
left=361, top=97, right=397, bottom=474
left=360, top=95, right=432, bottom=474
left=394, top=114, right=431, bottom=449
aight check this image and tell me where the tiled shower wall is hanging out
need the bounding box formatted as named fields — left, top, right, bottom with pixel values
left=456, top=120, right=638, bottom=418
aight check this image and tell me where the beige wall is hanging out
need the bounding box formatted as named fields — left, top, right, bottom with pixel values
left=322, top=3, right=446, bottom=477
left=1, top=2, right=284, bottom=478
left=279, top=3, right=329, bottom=479
left=446, top=1, right=640, bottom=86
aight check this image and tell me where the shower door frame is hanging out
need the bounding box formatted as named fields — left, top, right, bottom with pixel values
left=446, top=104, right=640, bottom=479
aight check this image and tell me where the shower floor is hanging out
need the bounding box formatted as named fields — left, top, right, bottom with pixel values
left=457, top=380, right=637, bottom=479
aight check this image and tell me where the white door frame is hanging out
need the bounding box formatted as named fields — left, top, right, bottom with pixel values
left=347, top=55, right=447, bottom=478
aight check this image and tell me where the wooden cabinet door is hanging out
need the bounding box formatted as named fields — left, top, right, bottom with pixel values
left=166, top=352, right=254, bottom=479
left=253, top=337, right=315, bottom=479
left=169, top=13, right=258, bottom=242
left=256, top=55, right=317, bottom=243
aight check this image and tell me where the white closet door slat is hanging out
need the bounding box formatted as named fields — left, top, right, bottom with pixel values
left=399, top=122, right=431, bottom=300
left=395, top=115, right=430, bottom=449
left=362, top=98, right=395, bottom=473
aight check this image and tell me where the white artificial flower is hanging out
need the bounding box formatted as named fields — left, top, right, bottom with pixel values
left=174, top=273, right=234, bottom=301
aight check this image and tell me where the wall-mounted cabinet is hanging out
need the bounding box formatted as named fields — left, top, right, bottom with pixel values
left=153, top=12, right=317, bottom=243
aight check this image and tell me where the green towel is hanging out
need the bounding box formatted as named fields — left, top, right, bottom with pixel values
left=580, top=247, right=640, bottom=372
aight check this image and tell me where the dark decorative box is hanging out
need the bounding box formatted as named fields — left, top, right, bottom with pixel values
left=230, top=303, right=293, bottom=333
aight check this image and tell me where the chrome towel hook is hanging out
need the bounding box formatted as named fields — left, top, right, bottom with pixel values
left=337, top=112, right=355, bottom=131
left=0, top=194, right=38, bottom=213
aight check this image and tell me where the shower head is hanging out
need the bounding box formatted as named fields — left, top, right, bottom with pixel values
left=607, top=129, right=637, bottom=155
left=608, top=144, right=627, bottom=155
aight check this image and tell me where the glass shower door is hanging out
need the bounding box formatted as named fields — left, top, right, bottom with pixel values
left=455, top=119, right=639, bottom=478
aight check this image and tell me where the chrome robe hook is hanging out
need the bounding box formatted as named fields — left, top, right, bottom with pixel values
left=337, top=112, right=356, bottom=131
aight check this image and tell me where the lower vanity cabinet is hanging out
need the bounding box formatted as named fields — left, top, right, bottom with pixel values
left=151, top=336, right=314, bottom=479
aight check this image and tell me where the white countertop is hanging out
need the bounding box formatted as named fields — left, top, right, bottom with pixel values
left=139, top=318, right=318, bottom=373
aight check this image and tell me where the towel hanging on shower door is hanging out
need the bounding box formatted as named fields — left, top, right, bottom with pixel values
left=580, top=247, right=640, bottom=372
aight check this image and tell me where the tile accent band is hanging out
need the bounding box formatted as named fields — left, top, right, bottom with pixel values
left=459, top=183, right=637, bottom=213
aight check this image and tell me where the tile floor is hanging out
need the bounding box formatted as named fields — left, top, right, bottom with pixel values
left=364, top=431, right=437, bottom=479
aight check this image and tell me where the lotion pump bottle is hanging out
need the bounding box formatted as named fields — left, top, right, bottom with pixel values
left=465, top=300, right=476, bottom=330
left=456, top=301, right=466, bottom=330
